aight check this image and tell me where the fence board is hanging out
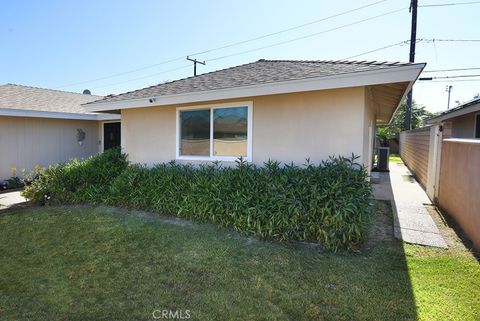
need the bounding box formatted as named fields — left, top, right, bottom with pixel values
left=400, top=127, right=431, bottom=188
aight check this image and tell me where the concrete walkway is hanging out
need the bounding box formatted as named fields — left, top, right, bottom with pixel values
left=373, top=162, right=447, bottom=248
left=0, top=190, right=27, bottom=210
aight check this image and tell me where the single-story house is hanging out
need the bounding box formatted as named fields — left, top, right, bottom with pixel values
left=0, top=84, right=121, bottom=181
left=84, top=59, right=425, bottom=173
left=425, top=97, right=480, bottom=139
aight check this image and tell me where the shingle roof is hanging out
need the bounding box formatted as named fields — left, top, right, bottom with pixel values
left=426, top=97, right=480, bottom=123
left=89, top=59, right=418, bottom=104
left=0, top=83, right=103, bottom=114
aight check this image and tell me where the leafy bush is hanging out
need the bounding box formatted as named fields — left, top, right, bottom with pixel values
left=6, top=176, right=23, bottom=189
left=23, top=152, right=372, bottom=251
left=23, top=148, right=128, bottom=205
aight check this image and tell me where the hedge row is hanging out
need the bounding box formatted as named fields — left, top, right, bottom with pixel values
left=23, top=149, right=373, bottom=251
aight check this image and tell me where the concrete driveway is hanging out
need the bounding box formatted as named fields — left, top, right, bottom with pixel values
left=0, top=190, right=27, bottom=210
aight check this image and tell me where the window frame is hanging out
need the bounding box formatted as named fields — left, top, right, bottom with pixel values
left=176, top=101, right=253, bottom=162
left=474, top=113, right=480, bottom=139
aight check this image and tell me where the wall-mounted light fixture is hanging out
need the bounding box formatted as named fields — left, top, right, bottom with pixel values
left=77, top=128, right=86, bottom=146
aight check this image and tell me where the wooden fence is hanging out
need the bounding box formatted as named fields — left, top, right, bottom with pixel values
left=399, top=127, right=432, bottom=189
left=437, top=139, right=480, bottom=249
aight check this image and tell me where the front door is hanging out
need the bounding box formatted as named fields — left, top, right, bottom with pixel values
left=103, top=122, right=121, bottom=151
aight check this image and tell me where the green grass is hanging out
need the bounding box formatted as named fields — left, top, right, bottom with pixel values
left=0, top=206, right=478, bottom=321
left=389, top=154, right=403, bottom=163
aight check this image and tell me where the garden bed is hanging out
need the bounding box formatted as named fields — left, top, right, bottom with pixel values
left=23, top=149, right=373, bottom=251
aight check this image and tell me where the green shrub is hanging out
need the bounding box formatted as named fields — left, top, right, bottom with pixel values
left=6, top=176, right=23, bottom=189
left=23, top=148, right=128, bottom=205
left=23, top=152, right=372, bottom=251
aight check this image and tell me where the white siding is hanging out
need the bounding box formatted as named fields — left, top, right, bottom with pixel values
left=0, top=116, right=100, bottom=180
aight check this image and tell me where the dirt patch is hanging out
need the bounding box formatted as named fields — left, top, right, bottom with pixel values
left=425, top=204, right=479, bottom=258
left=362, top=200, right=394, bottom=251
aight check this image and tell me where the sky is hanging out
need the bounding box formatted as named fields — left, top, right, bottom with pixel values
left=1, top=0, right=479, bottom=112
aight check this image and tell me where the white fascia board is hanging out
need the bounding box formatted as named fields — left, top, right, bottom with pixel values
left=425, top=102, right=480, bottom=124
left=85, top=64, right=426, bottom=112
left=96, top=113, right=121, bottom=121
left=0, top=108, right=121, bottom=121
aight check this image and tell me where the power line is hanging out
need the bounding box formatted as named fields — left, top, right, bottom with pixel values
left=341, top=38, right=480, bottom=60
left=187, top=0, right=390, bottom=57
left=423, top=79, right=480, bottom=82
left=419, top=1, right=480, bottom=7
left=425, top=74, right=480, bottom=79
left=423, top=38, right=480, bottom=42
left=56, top=56, right=186, bottom=89
left=81, top=6, right=408, bottom=90
left=55, top=0, right=391, bottom=89
left=100, top=36, right=480, bottom=89
left=89, top=65, right=191, bottom=90
left=343, top=40, right=410, bottom=60
left=423, top=67, right=480, bottom=73
left=206, top=7, right=407, bottom=62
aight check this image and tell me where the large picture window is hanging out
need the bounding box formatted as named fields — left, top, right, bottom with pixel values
left=177, top=102, right=252, bottom=161
left=180, top=109, right=210, bottom=156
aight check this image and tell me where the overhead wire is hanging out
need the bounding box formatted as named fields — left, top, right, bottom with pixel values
left=55, top=0, right=391, bottom=89
left=419, top=1, right=480, bottom=7
left=85, top=6, right=409, bottom=89
left=205, top=7, right=408, bottom=62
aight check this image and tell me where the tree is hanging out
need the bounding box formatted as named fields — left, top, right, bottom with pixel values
left=376, top=101, right=436, bottom=146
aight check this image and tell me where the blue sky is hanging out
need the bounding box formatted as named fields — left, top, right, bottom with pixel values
left=1, top=0, right=479, bottom=112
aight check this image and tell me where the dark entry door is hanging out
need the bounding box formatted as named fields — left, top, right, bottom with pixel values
left=103, top=122, right=121, bottom=150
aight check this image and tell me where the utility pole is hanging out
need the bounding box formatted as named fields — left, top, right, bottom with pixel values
left=405, top=0, right=418, bottom=130
left=446, top=85, right=453, bottom=110
left=186, top=56, right=205, bottom=76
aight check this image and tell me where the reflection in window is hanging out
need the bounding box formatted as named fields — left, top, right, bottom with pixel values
left=213, top=107, right=248, bottom=157
left=180, top=109, right=210, bottom=156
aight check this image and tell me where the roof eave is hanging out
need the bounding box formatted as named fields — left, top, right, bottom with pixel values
left=83, top=63, right=426, bottom=113
left=387, top=63, right=426, bottom=125
left=0, top=108, right=120, bottom=121
left=425, top=101, right=480, bottom=124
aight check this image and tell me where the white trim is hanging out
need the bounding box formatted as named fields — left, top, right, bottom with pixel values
left=84, top=64, right=426, bottom=112
left=474, top=113, right=480, bottom=139
left=0, top=108, right=121, bottom=121
left=175, top=101, right=253, bottom=162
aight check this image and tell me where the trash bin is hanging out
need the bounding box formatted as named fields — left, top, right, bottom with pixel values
left=377, top=147, right=390, bottom=172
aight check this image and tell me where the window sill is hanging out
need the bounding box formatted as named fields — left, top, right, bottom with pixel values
left=176, top=156, right=251, bottom=162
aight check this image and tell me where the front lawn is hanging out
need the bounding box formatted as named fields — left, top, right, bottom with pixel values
left=1, top=206, right=479, bottom=321
left=389, top=154, right=403, bottom=163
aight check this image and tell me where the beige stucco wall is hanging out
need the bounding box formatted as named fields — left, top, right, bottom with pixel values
left=438, top=139, right=480, bottom=250
left=363, top=88, right=377, bottom=172
left=122, top=87, right=373, bottom=169
left=0, top=116, right=99, bottom=180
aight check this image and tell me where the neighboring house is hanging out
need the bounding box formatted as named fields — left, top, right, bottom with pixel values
left=0, top=84, right=121, bottom=181
left=84, top=59, right=425, bottom=173
left=425, top=97, right=480, bottom=139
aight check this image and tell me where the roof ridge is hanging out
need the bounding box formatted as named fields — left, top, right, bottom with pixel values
left=256, top=59, right=408, bottom=66
left=1, top=83, right=103, bottom=98
left=94, top=60, right=261, bottom=102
